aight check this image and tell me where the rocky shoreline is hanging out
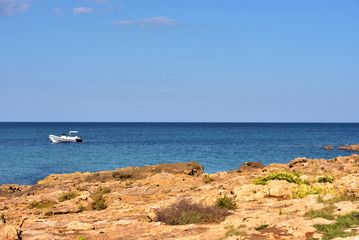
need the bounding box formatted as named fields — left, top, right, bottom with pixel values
left=2, top=155, right=359, bottom=240
left=324, top=144, right=359, bottom=152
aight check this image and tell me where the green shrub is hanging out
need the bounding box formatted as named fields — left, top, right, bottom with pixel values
left=303, top=180, right=311, bottom=185
left=190, top=186, right=199, bottom=190
left=254, top=224, right=269, bottom=231
left=155, top=199, right=230, bottom=225
left=317, top=195, right=324, bottom=203
left=225, top=225, right=247, bottom=237
left=90, top=193, right=107, bottom=210
left=76, top=186, right=86, bottom=191
left=126, top=181, right=134, bottom=186
left=215, top=196, right=236, bottom=210
left=78, top=204, right=86, bottom=212
left=292, top=185, right=337, bottom=198
left=252, top=172, right=302, bottom=185
left=58, top=191, right=79, bottom=202
left=203, top=174, right=215, bottom=184
left=27, top=200, right=56, bottom=209
left=97, top=186, right=111, bottom=194
left=314, top=211, right=359, bottom=240
left=88, top=186, right=111, bottom=210
left=304, top=205, right=336, bottom=220
left=317, top=175, right=335, bottom=183
left=321, top=194, right=359, bottom=204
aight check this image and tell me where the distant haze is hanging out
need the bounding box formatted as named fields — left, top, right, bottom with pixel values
left=0, top=0, right=358, bottom=122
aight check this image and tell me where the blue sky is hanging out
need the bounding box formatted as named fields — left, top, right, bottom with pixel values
left=0, top=0, right=358, bottom=122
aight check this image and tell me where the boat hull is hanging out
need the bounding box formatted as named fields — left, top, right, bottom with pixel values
left=49, top=135, right=79, bottom=144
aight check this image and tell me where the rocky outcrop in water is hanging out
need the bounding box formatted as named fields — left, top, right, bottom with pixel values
left=338, top=144, right=359, bottom=152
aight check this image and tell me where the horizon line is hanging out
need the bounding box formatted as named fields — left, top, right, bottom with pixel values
left=0, top=121, right=358, bottom=124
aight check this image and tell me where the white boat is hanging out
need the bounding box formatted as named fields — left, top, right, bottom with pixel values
left=49, top=131, right=83, bottom=143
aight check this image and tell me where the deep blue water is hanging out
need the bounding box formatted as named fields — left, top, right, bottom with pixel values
left=0, top=122, right=358, bottom=186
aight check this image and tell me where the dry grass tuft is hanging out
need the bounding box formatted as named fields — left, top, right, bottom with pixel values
left=155, top=199, right=230, bottom=225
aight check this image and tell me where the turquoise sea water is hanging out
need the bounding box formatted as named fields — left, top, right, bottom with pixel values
left=0, top=122, right=358, bottom=186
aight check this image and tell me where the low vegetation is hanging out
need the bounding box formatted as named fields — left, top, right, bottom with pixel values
left=317, top=175, right=335, bottom=183
left=252, top=172, right=302, bottom=185
left=254, top=224, right=269, bottom=231
left=78, top=204, right=86, bottom=212
left=97, top=186, right=111, bottom=194
left=292, top=185, right=336, bottom=199
left=58, top=191, right=79, bottom=202
left=155, top=199, right=230, bottom=225
left=126, top=181, right=134, bottom=186
left=306, top=193, right=359, bottom=239
left=317, top=195, right=324, bottom=203
left=27, top=200, right=56, bottom=209
left=252, top=171, right=336, bottom=199
left=304, top=205, right=336, bottom=220
left=203, top=174, right=215, bottom=184
left=314, top=212, right=359, bottom=240
left=215, top=196, right=237, bottom=210
left=317, top=194, right=359, bottom=204
left=76, top=186, right=86, bottom=191
left=224, top=225, right=247, bottom=238
left=89, top=186, right=111, bottom=210
left=90, top=193, right=107, bottom=210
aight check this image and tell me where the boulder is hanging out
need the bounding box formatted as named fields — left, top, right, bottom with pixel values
left=287, top=158, right=308, bottom=168
left=53, top=200, right=83, bottom=215
left=0, top=225, right=20, bottom=240
left=233, top=184, right=269, bottom=201
left=268, top=180, right=296, bottom=198
left=238, top=162, right=265, bottom=173
left=266, top=163, right=288, bottom=172
left=324, top=145, right=333, bottom=150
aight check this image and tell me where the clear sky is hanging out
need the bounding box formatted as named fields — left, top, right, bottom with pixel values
left=1, top=0, right=358, bottom=122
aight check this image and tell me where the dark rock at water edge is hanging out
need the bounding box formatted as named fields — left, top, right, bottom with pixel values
left=29, top=161, right=204, bottom=186
left=288, top=158, right=308, bottom=168
left=113, top=161, right=204, bottom=180
left=238, top=162, right=265, bottom=173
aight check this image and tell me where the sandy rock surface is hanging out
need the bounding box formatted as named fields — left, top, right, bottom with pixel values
left=1, top=156, right=359, bottom=239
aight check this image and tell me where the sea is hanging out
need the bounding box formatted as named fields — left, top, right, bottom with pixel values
left=0, top=122, right=358, bottom=186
